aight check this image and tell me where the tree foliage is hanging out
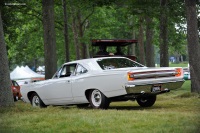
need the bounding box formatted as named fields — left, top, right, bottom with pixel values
left=2, top=0, right=196, bottom=69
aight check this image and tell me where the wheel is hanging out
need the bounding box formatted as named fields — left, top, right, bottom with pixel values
left=13, top=96, right=18, bottom=102
left=31, top=93, right=47, bottom=108
left=89, top=89, right=110, bottom=109
left=136, top=95, right=156, bottom=107
left=77, top=103, right=90, bottom=108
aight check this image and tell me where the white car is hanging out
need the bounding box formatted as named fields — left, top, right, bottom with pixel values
left=21, top=57, right=184, bottom=109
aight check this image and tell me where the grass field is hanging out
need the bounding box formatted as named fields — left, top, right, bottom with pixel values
left=0, top=81, right=199, bottom=133
left=169, top=62, right=189, bottom=67
left=156, top=62, right=189, bottom=67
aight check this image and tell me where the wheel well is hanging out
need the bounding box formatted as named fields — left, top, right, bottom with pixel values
left=27, top=91, right=36, bottom=102
left=85, top=89, right=95, bottom=101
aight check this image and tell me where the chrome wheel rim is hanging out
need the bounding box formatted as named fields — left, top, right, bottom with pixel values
left=32, top=95, right=40, bottom=107
left=91, top=90, right=102, bottom=107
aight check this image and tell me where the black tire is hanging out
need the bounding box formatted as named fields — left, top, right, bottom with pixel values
left=13, top=96, right=18, bottom=102
left=89, top=89, right=110, bottom=109
left=30, top=93, right=47, bottom=108
left=136, top=95, right=156, bottom=107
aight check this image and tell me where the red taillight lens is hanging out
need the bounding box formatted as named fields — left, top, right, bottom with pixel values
left=175, top=68, right=182, bottom=77
left=127, top=72, right=135, bottom=81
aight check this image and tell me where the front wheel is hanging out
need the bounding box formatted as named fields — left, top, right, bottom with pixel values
left=136, top=95, right=156, bottom=107
left=89, top=89, right=110, bottom=109
left=31, top=93, right=47, bottom=108
left=13, top=96, right=18, bottom=102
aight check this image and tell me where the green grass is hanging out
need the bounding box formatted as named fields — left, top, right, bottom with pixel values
left=0, top=81, right=200, bottom=133
left=156, top=62, right=189, bottom=67
left=169, top=62, right=189, bottom=67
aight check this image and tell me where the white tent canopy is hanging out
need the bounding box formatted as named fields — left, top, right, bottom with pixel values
left=10, top=66, right=45, bottom=80
left=37, top=66, right=45, bottom=72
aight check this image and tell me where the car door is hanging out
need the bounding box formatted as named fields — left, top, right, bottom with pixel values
left=45, top=63, right=77, bottom=105
left=71, top=64, right=89, bottom=103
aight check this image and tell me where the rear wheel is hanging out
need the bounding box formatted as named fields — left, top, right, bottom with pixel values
left=31, top=93, right=47, bottom=108
left=89, top=89, right=110, bottom=109
left=136, top=95, right=156, bottom=107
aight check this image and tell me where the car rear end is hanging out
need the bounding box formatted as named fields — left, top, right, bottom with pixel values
left=125, top=67, right=184, bottom=95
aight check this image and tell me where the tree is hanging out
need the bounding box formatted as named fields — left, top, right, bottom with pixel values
left=159, top=0, right=169, bottom=67
left=71, top=6, right=80, bottom=60
left=42, top=0, right=57, bottom=79
left=0, top=6, right=14, bottom=107
left=145, top=15, right=155, bottom=67
left=62, top=0, right=70, bottom=62
left=2, top=1, right=45, bottom=69
left=185, top=0, right=200, bottom=93
left=138, top=16, right=145, bottom=65
left=68, top=0, right=95, bottom=59
left=2, top=0, right=191, bottom=71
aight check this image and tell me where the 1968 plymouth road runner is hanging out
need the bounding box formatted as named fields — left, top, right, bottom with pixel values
left=21, top=57, right=184, bottom=109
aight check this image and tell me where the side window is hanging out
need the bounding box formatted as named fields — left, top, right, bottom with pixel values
left=75, top=64, right=88, bottom=75
left=59, top=64, right=77, bottom=78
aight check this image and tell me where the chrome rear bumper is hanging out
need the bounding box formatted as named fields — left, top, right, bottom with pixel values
left=125, top=80, right=184, bottom=94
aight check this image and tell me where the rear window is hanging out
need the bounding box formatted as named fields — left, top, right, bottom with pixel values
left=97, top=58, right=144, bottom=70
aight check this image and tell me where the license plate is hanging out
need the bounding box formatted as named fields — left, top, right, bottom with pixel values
left=151, top=85, right=161, bottom=92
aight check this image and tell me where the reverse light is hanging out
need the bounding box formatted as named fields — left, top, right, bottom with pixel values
left=127, top=72, right=135, bottom=81
left=175, top=68, right=182, bottom=77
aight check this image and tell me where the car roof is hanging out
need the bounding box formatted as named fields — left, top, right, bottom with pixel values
left=62, top=57, right=131, bottom=71
left=65, top=56, right=127, bottom=64
left=91, top=39, right=138, bottom=46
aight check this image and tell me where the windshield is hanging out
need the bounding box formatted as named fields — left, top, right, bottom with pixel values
left=97, top=58, right=144, bottom=70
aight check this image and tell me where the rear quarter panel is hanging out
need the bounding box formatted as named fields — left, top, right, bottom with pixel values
left=71, top=70, right=128, bottom=102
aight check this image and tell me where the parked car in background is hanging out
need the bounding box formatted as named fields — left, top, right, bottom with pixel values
left=183, top=67, right=190, bottom=80
left=21, top=57, right=184, bottom=109
left=184, top=72, right=190, bottom=80
left=11, top=80, right=22, bottom=101
left=92, top=39, right=138, bottom=61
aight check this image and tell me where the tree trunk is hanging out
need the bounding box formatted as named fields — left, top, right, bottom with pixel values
left=62, top=0, right=70, bottom=62
left=185, top=0, right=200, bottom=93
left=42, top=0, right=57, bottom=79
left=138, top=16, right=145, bottom=65
left=159, top=0, right=169, bottom=67
left=72, top=15, right=80, bottom=60
left=145, top=16, right=155, bottom=67
left=0, top=8, right=14, bottom=107
left=180, top=55, right=183, bottom=62
left=131, top=29, right=136, bottom=56
left=77, top=11, right=86, bottom=59
left=85, top=43, right=90, bottom=58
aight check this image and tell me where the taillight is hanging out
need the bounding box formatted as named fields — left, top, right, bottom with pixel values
left=127, top=72, right=135, bottom=81
left=175, top=68, right=182, bottom=77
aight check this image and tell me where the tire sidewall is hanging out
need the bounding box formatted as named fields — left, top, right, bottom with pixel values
left=31, top=93, right=46, bottom=108
left=89, top=89, right=110, bottom=109
left=13, top=96, right=18, bottom=102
